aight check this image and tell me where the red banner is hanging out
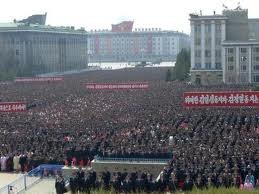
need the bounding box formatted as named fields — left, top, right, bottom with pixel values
left=86, top=83, right=149, bottom=90
left=184, top=91, right=259, bottom=107
left=111, top=21, right=134, bottom=32
left=15, top=77, right=64, bottom=83
left=0, top=102, right=27, bottom=112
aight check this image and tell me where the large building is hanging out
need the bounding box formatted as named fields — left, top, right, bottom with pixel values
left=88, top=21, right=190, bottom=63
left=190, top=6, right=259, bottom=85
left=0, top=15, right=88, bottom=76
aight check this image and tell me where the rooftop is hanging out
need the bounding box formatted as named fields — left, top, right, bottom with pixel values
left=189, top=14, right=228, bottom=21
left=0, top=22, right=87, bottom=35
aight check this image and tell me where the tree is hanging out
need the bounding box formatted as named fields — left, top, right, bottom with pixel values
left=173, top=49, right=190, bottom=81
left=253, top=85, right=259, bottom=91
left=165, top=69, right=172, bottom=82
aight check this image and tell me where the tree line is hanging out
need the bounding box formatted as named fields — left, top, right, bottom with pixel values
left=166, top=49, right=190, bottom=82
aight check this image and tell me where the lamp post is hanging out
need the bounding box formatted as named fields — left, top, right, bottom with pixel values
left=87, top=51, right=92, bottom=68
left=140, top=48, right=145, bottom=62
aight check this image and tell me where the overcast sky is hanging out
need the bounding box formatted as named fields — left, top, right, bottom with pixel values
left=0, top=0, right=257, bottom=34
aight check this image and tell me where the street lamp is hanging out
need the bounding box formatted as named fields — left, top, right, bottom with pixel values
left=140, top=48, right=145, bottom=62
left=87, top=51, right=92, bottom=68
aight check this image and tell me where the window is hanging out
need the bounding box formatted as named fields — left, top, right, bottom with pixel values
left=205, top=38, right=211, bottom=45
left=216, top=63, right=222, bottom=69
left=205, top=24, right=211, bottom=33
left=195, top=63, right=201, bottom=69
left=195, top=38, right=201, bottom=46
left=254, top=65, right=259, bottom=71
left=254, top=75, right=259, bottom=82
left=241, top=48, right=247, bottom=53
left=254, top=47, right=259, bottom=53
left=195, top=50, right=201, bottom=57
left=15, top=49, right=19, bottom=56
left=206, top=63, right=211, bottom=69
left=216, top=38, right=221, bottom=45
left=241, top=65, right=247, bottom=72
left=228, top=48, right=234, bottom=54
left=228, top=65, right=234, bottom=71
left=256, top=56, right=259, bottom=62
left=228, top=56, right=234, bottom=62
left=195, top=25, right=201, bottom=33
left=216, top=24, right=221, bottom=32
left=205, top=50, right=211, bottom=57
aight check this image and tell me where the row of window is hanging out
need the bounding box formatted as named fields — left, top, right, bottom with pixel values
left=90, top=42, right=176, bottom=47
left=194, top=63, right=222, bottom=69
left=195, top=50, right=221, bottom=57
left=228, top=56, right=259, bottom=62
left=195, top=38, right=221, bottom=46
left=93, top=43, right=176, bottom=48
left=227, top=65, right=259, bottom=71
left=228, top=47, right=259, bottom=54
left=227, top=65, right=247, bottom=71
left=0, top=40, right=86, bottom=45
left=194, top=24, right=222, bottom=33
left=90, top=38, right=177, bottom=43
left=228, top=75, right=259, bottom=83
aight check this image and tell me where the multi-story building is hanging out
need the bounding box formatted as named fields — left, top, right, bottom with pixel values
left=0, top=14, right=88, bottom=76
left=88, top=21, right=190, bottom=63
left=190, top=6, right=259, bottom=85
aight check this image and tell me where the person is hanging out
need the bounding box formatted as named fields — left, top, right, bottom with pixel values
left=243, top=171, right=255, bottom=191
left=183, top=175, right=193, bottom=191
left=13, top=154, right=20, bottom=172
left=76, top=167, right=85, bottom=193
left=0, top=68, right=259, bottom=192
left=168, top=172, right=178, bottom=192
left=102, top=170, right=111, bottom=190
left=69, top=176, right=76, bottom=194
left=55, top=174, right=65, bottom=194
left=256, top=178, right=259, bottom=189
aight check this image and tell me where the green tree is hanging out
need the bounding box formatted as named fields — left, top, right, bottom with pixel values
left=165, top=69, right=172, bottom=82
left=253, top=84, right=259, bottom=91
left=173, top=49, right=191, bottom=81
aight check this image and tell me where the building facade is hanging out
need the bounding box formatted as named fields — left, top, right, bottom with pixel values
left=190, top=7, right=259, bottom=85
left=223, top=41, right=259, bottom=83
left=0, top=22, right=88, bottom=76
left=88, top=22, right=190, bottom=63
left=190, top=13, right=227, bottom=85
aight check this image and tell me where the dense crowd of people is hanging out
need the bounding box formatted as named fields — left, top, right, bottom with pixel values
left=0, top=67, right=258, bottom=192
left=65, top=167, right=258, bottom=193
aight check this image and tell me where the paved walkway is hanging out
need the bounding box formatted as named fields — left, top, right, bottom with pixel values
left=24, top=179, right=56, bottom=194
left=0, top=173, right=23, bottom=188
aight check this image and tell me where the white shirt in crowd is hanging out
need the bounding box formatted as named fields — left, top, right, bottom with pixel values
left=0, top=156, right=7, bottom=171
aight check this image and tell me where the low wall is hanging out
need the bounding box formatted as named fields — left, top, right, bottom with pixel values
left=92, top=160, right=167, bottom=177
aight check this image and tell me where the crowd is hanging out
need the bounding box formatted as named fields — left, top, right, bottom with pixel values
left=65, top=167, right=258, bottom=194
left=0, top=67, right=258, bottom=192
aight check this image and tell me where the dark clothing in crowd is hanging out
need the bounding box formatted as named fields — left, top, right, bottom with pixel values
left=55, top=177, right=65, bottom=194
left=0, top=68, right=258, bottom=192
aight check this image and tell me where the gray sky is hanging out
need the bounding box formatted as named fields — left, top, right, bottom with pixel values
left=0, top=0, right=257, bottom=34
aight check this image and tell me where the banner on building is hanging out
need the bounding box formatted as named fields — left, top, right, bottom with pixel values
left=0, top=102, right=27, bottom=112
left=86, top=83, right=149, bottom=90
left=111, top=21, right=134, bottom=32
left=184, top=91, right=259, bottom=107
left=15, top=77, right=64, bottom=83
